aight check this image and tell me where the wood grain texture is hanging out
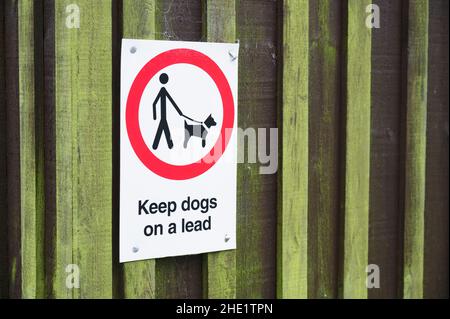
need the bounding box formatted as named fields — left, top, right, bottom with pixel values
left=43, top=0, right=56, bottom=299
left=0, top=0, right=8, bottom=299
left=18, top=0, right=45, bottom=299
left=203, top=0, right=237, bottom=299
left=235, top=0, right=278, bottom=299
left=277, top=0, right=308, bottom=299
left=424, top=0, right=449, bottom=299
left=308, top=0, right=341, bottom=299
left=342, top=0, right=372, bottom=299
left=403, top=0, right=428, bottom=299
left=123, top=0, right=156, bottom=40
left=160, top=0, right=203, bottom=41
left=53, top=0, right=113, bottom=298
left=4, top=0, right=22, bottom=299
left=368, top=0, right=403, bottom=299
left=121, top=0, right=157, bottom=299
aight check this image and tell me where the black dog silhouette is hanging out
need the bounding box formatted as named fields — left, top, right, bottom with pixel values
left=183, top=114, right=217, bottom=148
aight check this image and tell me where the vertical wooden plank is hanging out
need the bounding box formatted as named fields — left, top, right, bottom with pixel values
left=277, top=0, right=308, bottom=299
left=123, top=0, right=156, bottom=39
left=154, top=0, right=203, bottom=299
left=202, top=0, right=237, bottom=299
left=403, top=0, right=428, bottom=299
left=424, top=0, right=449, bottom=299
left=34, top=0, right=46, bottom=300
left=235, top=0, right=278, bottom=299
left=112, top=0, right=120, bottom=299
left=342, top=0, right=372, bottom=299
left=18, top=0, right=45, bottom=299
left=121, top=0, right=157, bottom=299
left=53, top=0, right=113, bottom=298
left=0, top=0, right=9, bottom=299
left=4, top=0, right=45, bottom=299
left=368, top=0, right=403, bottom=299
left=5, top=0, right=22, bottom=298
left=52, top=0, right=73, bottom=297
left=43, top=0, right=56, bottom=299
left=308, top=0, right=341, bottom=299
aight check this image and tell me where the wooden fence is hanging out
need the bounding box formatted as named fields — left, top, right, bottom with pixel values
left=0, top=0, right=448, bottom=299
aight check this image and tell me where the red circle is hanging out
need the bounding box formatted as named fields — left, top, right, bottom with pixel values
left=126, top=48, right=235, bottom=180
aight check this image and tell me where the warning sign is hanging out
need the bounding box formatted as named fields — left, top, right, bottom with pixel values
left=120, top=39, right=238, bottom=262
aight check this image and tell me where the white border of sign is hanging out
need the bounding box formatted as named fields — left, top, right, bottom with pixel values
left=120, top=39, right=238, bottom=263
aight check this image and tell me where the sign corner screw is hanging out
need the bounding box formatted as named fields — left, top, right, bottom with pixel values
left=228, top=50, right=237, bottom=61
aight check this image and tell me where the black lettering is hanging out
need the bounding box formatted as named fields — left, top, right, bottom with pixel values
left=182, top=196, right=191, bottom=211
left=138, top=200, right=149, bottom=215
left=144, top=225, right=153, bottom=236
left=159, top=201, right=167, bottom=213
left=168, top=223, right=177, bottom=234
left=210, top=197, right=217, bottom=209
left=183, top=220, right=194, bottom=232
left=181, top=217, right=211, bottom=233
left=168, top=201, right=177, bottom=216
left=200, top=198, right=209, bottom=213
left=191, top=199, right=199, bottom=210
left=203, top=216, right=211, bottom=230
left=144, top=224, right=163, bottom=236
left=149, top=202, right=158, bottom=213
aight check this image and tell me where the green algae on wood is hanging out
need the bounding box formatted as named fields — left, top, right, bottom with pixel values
left=277, top=0, right=309, bottom=298
left=403, top=0, right=429, bottom=299
left=19, top=0, right=45, bottom=298
left=53, top=0, right=113, bottom=298
left=342, top=0, right=372, bottom=299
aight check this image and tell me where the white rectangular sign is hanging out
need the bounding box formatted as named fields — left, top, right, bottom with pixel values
left=120, top=39, right=238, bottom=262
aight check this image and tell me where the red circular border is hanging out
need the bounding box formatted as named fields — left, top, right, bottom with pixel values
left=126, top=48, right=235, bottom=180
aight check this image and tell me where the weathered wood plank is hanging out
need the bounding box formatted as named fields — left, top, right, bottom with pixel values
left=18, top=0, right=45, bottom=299
left=43, top=0, right=56, bottom=299
left=0, top=0, right=9, bottom=299
left=123, top=0, right=156, bottom=40
left=203, top=0, right=237, bottom=299
left=277, top=0, right=308, bottom=299
left=308, top=0, right=341, bottom=299
left=5, top=0, right=22, bottom=299
left=403, top=0, right=429, bottom=299
left=342, top=0, right=372, bottom=299
left=160, top=0, right=203, bottom=41
left=121, top=0, right=157, bottom=299
left=235, top=0, right=278, bottom=299
left=368, top=0, right=403, bottom=299
left=424, top=0, right=449, bottom=299
left=3, top=0, right=45, bottom=299
left=53, top=0, right=113, bottom=298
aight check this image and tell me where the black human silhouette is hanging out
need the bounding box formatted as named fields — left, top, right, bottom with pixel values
left=152, top=73, right=183, bottom=150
